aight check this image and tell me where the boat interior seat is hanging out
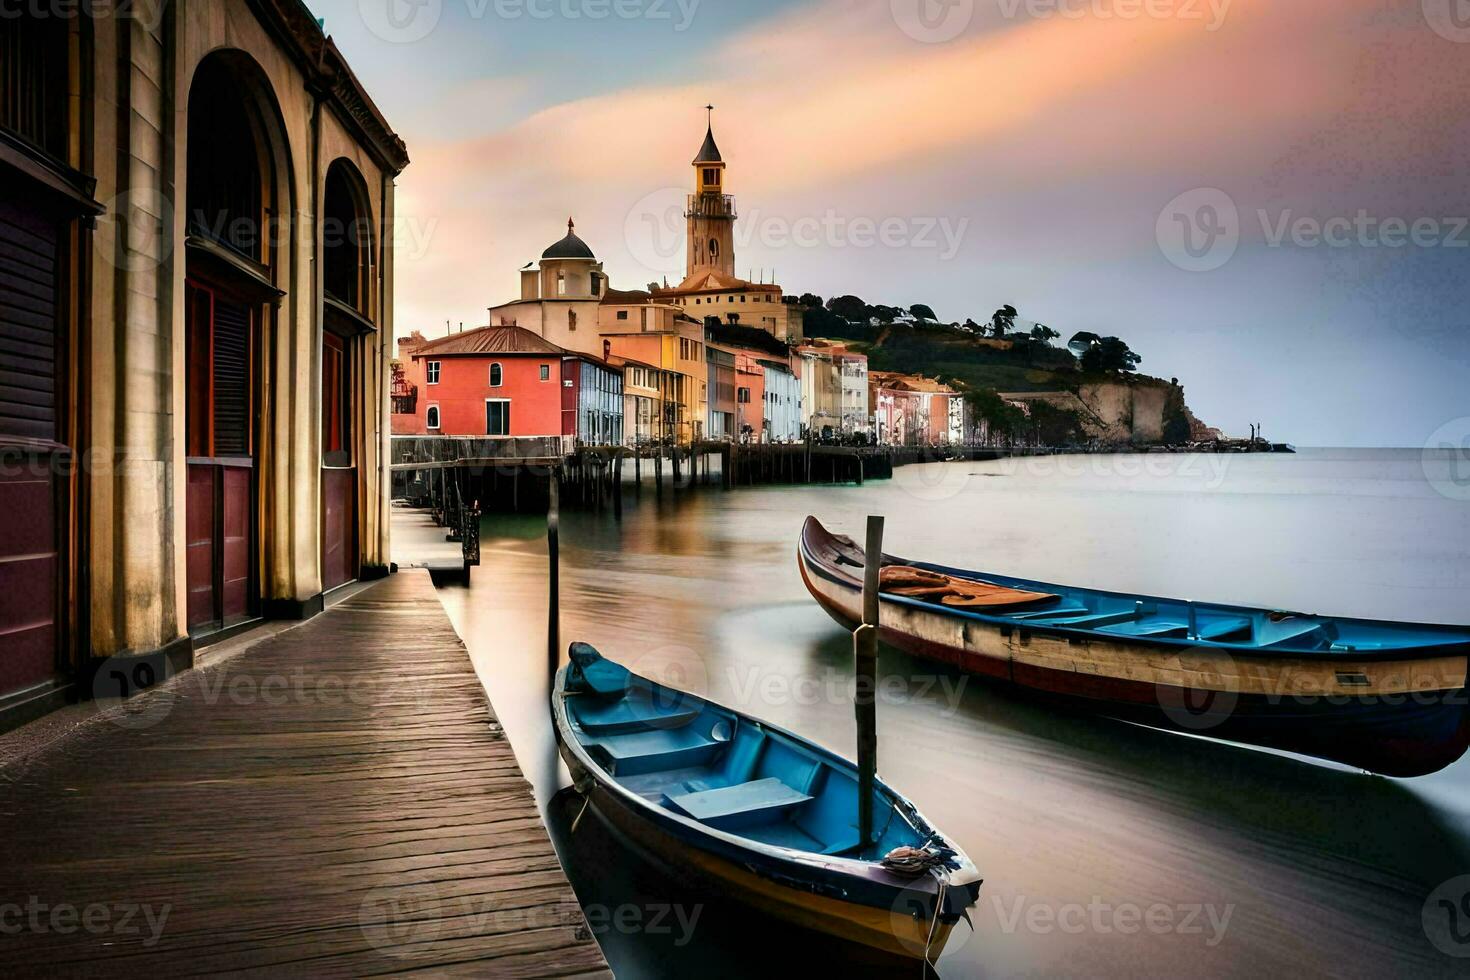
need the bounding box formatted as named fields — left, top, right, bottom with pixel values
left=590, top=727, right=723, bottom=776
left=571, top=695, right=700, bottom=736
left=1260, top=620, right=1335, bottom=650
left=1195, top=617, right=1252, bottom=642
left=1025, top=610, right=1141, bottom=629
left=663, top=777, right=814, bottom=831
left=1097, top=619, right=1191, bottom=639
left=1007, top=603, right=1090, bottom=620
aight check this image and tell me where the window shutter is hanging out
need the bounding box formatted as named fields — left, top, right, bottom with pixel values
left=212, top=298, right=251, bottom=456
left=0, top=198, right=60, bottom=442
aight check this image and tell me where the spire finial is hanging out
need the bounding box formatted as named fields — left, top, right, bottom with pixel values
left=706, top=104, right=714, bottom=127
left=568, top=216, right=575, bottom=232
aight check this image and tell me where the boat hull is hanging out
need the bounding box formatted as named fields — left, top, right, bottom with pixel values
left=799, top=519, right=1470, bottom=777
left=557, top=741, right=958, bottom=960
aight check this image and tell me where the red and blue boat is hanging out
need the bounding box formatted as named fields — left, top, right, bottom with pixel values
left=799, top=516, right=1470, bottom=777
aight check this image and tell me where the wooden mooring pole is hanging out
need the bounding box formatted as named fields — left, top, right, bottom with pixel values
left=855, top=515, right=883, bottom=846
left=548, top=473, right=561, bottom=688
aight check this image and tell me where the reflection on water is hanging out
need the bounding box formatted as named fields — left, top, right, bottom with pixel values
left=434, top=450, right=1470, bottom=978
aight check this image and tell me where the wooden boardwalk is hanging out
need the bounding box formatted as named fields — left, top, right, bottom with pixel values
left=0, top=571, right=609, bottom=978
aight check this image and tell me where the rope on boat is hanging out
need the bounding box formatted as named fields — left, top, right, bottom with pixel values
left=882, top=844, right=954, bottom=876
left=921, top=876, right=948, bottom=974
left=570, top=793, right=591, bottom=834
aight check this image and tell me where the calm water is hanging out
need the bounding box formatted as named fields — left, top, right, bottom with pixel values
left=435, top=449, right=1470, bottom=979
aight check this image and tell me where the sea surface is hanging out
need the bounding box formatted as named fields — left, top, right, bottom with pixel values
left=434, top=448, right=1470, bottom=978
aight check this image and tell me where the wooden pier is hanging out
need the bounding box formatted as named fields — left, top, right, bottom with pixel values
left=0, top=571, right=609, bottom=978
left=390, top=435, right=1018, bottom=516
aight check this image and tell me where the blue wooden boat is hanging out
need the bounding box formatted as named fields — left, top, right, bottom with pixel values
left=552, top=643, right=982, bottom=961
left=800, top=517, right=1470, bottom=777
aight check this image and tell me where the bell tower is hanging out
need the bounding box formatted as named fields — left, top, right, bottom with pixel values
left=686, top=106, right=736, bottom=279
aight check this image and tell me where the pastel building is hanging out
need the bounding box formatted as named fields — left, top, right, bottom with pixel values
left=405, top=326, right=622, bottom=446
left=762, top=361, right=802, bottom=443
left=598, top=290, right=708, bottom=446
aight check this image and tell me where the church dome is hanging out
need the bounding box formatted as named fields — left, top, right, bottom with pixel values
left=543, top=219, right=595, bottom=260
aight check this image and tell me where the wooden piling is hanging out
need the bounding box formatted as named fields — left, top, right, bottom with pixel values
left=855, top=515, right=883, bottom=846
left=548, top=473, right=561, bottom=688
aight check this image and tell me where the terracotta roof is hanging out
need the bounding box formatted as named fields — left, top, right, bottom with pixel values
left=653, top=269, right=773, bottom=295
left=601, top=288, right=654, bottom=306
left=411, top=325, right=565, bottom=358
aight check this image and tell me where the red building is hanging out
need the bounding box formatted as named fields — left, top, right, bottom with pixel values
left=399, top=326, right=622, bottom=445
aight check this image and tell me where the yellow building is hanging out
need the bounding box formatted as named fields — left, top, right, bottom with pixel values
left=598, top=291, right=708, bottom=446
left=650, top=117, right=804, bottom=343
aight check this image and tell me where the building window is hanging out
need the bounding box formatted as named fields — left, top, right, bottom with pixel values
left=704, top=168, right=720, bottom=185
left=540, top=364, right=550, bottom=381
left=569, top=309, right=578, bottom=331
left=427, top=405, right=441, bottom=429
left=490, top=363, right=503, bottom=387
left=427, top=361, right=441, bottom=385
left=486, top=400, right=511, bottom=436
left=709, top=239, right=720, bottom=259
left=557, top=272, right=566, bottom=296
left=322, top=331, right=352, bottom=466
left=617, top=310, right=629, bottom=320
left=738, top=387, right=750, bottom=404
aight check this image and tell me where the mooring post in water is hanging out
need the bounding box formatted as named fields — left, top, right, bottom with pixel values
left=548, top=472, right=561, bottom=690
left=855, top=515, right=883, bottom=847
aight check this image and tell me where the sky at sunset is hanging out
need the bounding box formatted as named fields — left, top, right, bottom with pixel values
left=319, top=0, right=1469, bottom=447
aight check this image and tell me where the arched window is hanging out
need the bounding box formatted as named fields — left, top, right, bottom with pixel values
left=709, top=238, right=720, bottom=259
left=426, top=405, right=441, bottom=429
left=490, top=363, right=503, bottom=387
left=186, top=58, right=267, bottom=261
left=323, top=161, right=374, bottom=316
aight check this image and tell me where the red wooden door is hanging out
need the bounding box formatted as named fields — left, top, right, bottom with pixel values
left=185, top=282, right=256, bottom=632
left=320, top=328, right=356, bottom=592
left=0, top=193, right=64, bottom=695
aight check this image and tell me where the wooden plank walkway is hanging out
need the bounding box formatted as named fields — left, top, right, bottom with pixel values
left=0, top=571, right=610, bottom=978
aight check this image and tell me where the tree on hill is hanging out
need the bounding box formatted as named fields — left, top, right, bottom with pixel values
left=963, top=389, right=1027, bottom=447
left=990, top=305, right=1018, bottom=338
left=870, top=304, right=903, bottom=324
left=826, top=295, right=869, bottom=322
left=1029, top=323, right=1060, bottom=345
left=796, top=293, right=824, bottom=309
left=910, top=303, right=938, bottom=322
left=1081, top=336, right=1142, bottom=373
